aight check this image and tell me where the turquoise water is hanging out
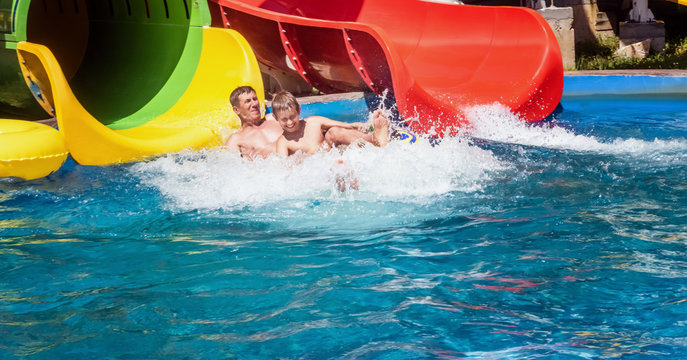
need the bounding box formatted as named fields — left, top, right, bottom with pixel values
left=2, top=91, right=687, bottom=359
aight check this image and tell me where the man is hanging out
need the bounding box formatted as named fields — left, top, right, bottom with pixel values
left=225, top=86, right=287, bottom=159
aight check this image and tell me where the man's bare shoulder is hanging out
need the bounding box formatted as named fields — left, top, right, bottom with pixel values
left=231, top=127, right=248, bottom=136
left=258, top=115, right=281, bottom=131
left=225, top=128, right=245, bottom=147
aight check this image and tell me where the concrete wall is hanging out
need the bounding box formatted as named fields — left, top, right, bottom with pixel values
left=555, top=0, right=612, bottom=44
left=539, top=7, right=576, bottom=70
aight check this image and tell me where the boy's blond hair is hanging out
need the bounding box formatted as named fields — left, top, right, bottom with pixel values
left=271, top=90, right=301, bottom=116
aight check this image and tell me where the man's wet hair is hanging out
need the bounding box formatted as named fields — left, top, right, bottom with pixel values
left=230, top=86, right=256, bottom=107
left=271, top=90, right=301, bottom=116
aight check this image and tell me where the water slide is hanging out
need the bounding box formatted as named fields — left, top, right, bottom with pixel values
left=0, top=0, right=263, bottom=178
left=209, top=0, right=564, bottom=136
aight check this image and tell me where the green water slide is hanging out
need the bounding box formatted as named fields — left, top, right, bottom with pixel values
left=0, top=0, right=263, bottom=171
left=0, top=0, right=42, bottom=119
left=1, top=0, right=210, bottom=126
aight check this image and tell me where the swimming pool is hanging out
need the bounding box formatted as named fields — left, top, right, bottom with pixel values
left=1, top=76, right=687, bottom=359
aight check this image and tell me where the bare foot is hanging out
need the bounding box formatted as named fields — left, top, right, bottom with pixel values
left=371, top=110, right=390, bottom=147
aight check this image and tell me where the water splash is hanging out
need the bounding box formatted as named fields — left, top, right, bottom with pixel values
left=465, top=103, right=687, bottom=157
left=131, top=135, right=504, bottom=211
left=132, top=102, right=687, bottom=212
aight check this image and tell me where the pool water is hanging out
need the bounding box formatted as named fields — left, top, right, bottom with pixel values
left=2, top=92, right=687, bottom=359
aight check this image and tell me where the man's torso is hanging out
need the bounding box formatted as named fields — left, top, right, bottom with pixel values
left=236, top=118, right=283, bottom=158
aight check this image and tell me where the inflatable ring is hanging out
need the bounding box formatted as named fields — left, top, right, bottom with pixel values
left=0, top=119, right=68, bottom=180
left=390, top=128, right=417, bottom=144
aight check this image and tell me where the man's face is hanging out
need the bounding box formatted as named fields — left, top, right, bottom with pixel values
left=275, top=107, right=300, bottom=134
left=233, top=91, right=261, bottom=124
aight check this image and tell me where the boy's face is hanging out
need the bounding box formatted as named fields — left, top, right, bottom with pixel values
left=275, top=106, right=301, bottom=134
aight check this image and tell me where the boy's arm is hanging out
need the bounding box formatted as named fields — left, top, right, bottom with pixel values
left=276, top=135, right=289, bottom=157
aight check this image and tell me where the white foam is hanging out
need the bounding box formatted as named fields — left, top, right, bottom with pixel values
left=131, top=136, right=504, bottom=211
left=131, top=103, right=687, bottom=212
left=465, top=103, right=687, bottom=157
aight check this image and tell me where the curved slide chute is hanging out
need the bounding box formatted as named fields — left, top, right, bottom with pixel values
left=1, top=0, right=263, bottom=170
left=209, top=0, right=564, bottom=135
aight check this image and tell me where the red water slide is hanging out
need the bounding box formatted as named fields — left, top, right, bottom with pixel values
left=209, top=0, right=564, bottom=136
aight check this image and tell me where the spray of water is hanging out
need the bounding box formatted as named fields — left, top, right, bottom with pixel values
left=132, top=103, right=687, bottom=212
left=132, top=134, right=504, bottom=211
left=465, top=103, right=687, bottom=156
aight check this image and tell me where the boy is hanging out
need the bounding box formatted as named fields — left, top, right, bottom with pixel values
left=271, top=90, right=389, bottom=155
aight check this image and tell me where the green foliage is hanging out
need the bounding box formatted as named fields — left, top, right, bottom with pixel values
left=575, top=36, right=687, bottom=70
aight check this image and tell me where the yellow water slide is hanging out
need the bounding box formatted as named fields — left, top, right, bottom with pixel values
left=0, top=0, right=263, bottom=178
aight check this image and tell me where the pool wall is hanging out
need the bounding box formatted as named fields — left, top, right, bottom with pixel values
left=563, top=75, right=687, bottom=97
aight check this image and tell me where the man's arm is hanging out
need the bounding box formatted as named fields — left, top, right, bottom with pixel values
left=310, top=116, right=367, bottom=132
left=225, top=132, right=242, bottom=151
